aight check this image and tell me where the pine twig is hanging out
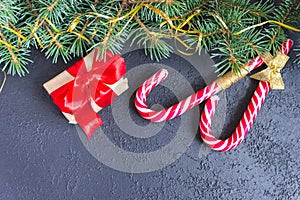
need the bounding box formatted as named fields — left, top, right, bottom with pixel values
left=269, top=0, right=299, bottom=44
left=221, top=1, right=263, bottom=17
left=184, top=0, right=210, bottom=16
left=0, top=70, right=7, bottom=93
left=134, top=15, right=158, bottom=43
left=224, top=37, right=237, bottom=65
left=25, top=0, right=63, bottom=49
left=101, top=0, right=127, bottom=47
left=128, top=0, right=173, bottom=4
left=47, top=0, right=60, bottom=12
left=0, top=30, right=19, bottom=66
left=79, top=0, right=100, bottom=40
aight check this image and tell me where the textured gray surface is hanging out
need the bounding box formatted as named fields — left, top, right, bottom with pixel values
left=0, top=35, right=300, bottom=199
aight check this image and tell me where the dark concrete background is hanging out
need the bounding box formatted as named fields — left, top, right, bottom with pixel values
left=0, top=33, right=299, bottom=200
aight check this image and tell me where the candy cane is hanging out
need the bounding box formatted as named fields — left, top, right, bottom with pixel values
left=200, top=39, right=293, bottom=152
left=135, top=69, right=220, bottom=122
left=135, top=39, right=292, bottom=122
left=200, top=82, right=270, bottom=152
left=135, top=59, right=259, bottom=122
left=135, top=39, right=293, bottom=151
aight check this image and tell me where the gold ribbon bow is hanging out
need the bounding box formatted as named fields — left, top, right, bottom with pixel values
left=250, top=52, right=290, bottom=90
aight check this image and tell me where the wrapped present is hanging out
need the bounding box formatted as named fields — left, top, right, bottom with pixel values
left=43, top=49, right=128, bottom=139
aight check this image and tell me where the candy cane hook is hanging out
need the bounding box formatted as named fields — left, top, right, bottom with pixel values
left=200, top=40, right=293, bottom=152
left=200, top=82, right=270, bottom=152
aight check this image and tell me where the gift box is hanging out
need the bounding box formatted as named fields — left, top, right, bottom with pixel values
left=43, top=49, right=128, bottom=139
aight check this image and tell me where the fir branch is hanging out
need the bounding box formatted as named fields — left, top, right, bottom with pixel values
left=0, top=0, right=299, bottom=77
left=133, top=15, right=172, bottom=60
left=184, top=0, right=211, bottom=16
left=128, top=0, right=174, bottom=4
left=0, top=49, right=31, bottom=76
left=134, top=15, right=154, bottom=39
left=0, top=29, right=25, bottom=76
left=96, top=0, right=127, bottom=57
left=47, top=0, right=60, bottom=12
left=267, top=0, right=300, bottom=53
left=0, top=30, right=17, bottom=63
left=25, top=0, right=72, bottom=63
left=25, top=0, right=38, bottom=16
left=220, top=0, right=274, bottom=19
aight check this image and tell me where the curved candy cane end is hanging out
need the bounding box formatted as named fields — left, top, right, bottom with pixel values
left=286, top=39, right=294, bottom=46
left=159, top=68, right=169, bottom=75
left=147, top=69, right=169, bottom=86
left=210, top=95, right=220, bottom=103
left=156, top=69, right=169, bottom=81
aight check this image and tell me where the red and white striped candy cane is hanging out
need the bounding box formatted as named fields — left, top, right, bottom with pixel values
left=200, top=39, right=293, bottom=152
left=135, top=69, right=220, bottom=122
left=200, top=82, right=270, bottom=152
left=134, top=57, right=262, bottom=122
left=135, top=39, right=293, bottom=123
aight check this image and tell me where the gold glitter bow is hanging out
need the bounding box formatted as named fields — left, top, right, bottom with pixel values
left=250, top=52, right=290, bottom=90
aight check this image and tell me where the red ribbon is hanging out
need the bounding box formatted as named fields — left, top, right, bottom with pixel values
left=50, top=50, right=126, bottom=139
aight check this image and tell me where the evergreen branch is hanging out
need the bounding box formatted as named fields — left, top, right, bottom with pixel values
left=47, top=0, right=60, bottom=12
left=220, top=0, right=273, bottom=19
left=0, top=0, right=298, bottom=77
left=133, top=15, right=172, bottom=60
left=128, top=0, right=174, bottom=4
left=67, top=0, right=100, bottom=57
left=0, top=30, right=19, bottom=69
left=184, top=0, right=211, bottom=16
left=267, top=0, right=299, bottom=52
left=25, top=0, right=39, bottom=16
left=95, top=0, right=127, bottom=58
left=25, top=0, right=72, bottom=63
left=134, top=15, right=153, bottom=38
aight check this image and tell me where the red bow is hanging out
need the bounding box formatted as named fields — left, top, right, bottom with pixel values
left=50, top=50, right=126, bottom=139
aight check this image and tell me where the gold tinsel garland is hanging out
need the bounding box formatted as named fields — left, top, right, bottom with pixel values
left=0, top=0, right=299, bottom=80
left=1, top=1, right=299, bottom=55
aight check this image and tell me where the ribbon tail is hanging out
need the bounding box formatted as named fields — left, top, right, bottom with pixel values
left=74, top=103, right=103, bottom=139
left=270, top=73, right=285, bottom=90
left=250, top=69, right=270, bottom=82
